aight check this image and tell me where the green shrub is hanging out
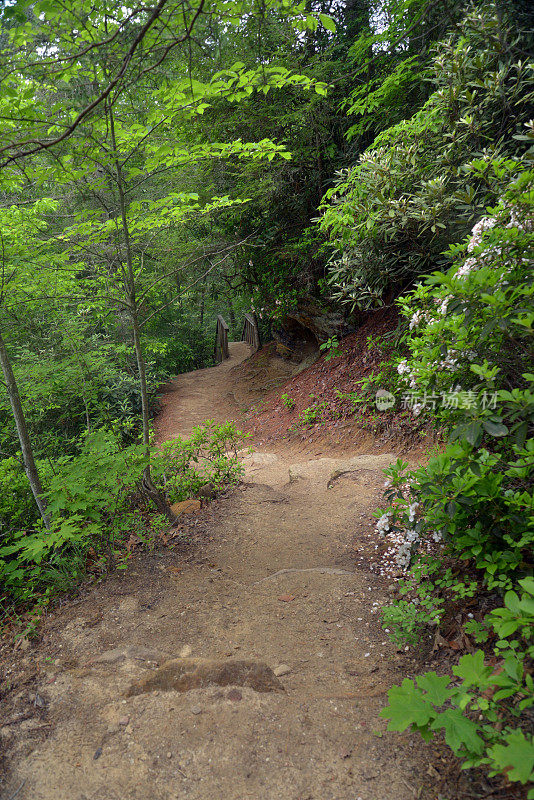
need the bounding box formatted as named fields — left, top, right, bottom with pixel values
left=281, top=393, right=296, bottom=411
left=370, top=159, right=533, bottom=789
left=0, top=422, right=247, bottom=609
left=320, top=5, right=533, bottom=310
left=152, top=420, right=247, bottom=503
left=381, top=579, right=534, bottom=796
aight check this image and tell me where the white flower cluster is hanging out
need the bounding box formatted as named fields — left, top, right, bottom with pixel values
left=467, top=216, right=496, bottom=252
left=456, top=256, right=477, bottom=279
left=436, top=295, right=450, bottom=315
left=397, top=204, right=529, bottom=405
left=409, top=309, right=433, bottom=329
left=373, top=489, right=442, bottom=578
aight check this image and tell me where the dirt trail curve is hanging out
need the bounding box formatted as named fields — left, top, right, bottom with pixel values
left=1, top=342, right=429, bottom=800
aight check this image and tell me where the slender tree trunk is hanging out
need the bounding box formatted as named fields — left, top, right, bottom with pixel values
left=227, top=295, right=236, bottom=330
left=0, top=326, right=51, bottom=529
left=107, top=100, right=177, bottom=523
left=199, top=280, right=206, bottom=327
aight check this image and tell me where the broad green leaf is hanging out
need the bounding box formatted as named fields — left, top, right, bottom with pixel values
left=416, top=672, right=454, bottom=705
left=380, top=678, right=433, bottom=731
left=318, top=13, right=336, bottom=32
left=488, top=729, right=534, bottom=784
left=430, top=709, right=484, bottom=755
left=453, top=651, right=492, bottom=687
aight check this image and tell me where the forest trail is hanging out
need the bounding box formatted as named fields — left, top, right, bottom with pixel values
left=2, top=343, right=428, bottom=800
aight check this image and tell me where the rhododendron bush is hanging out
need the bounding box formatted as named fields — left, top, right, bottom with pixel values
left=320, top=6, right=533, bottom=312
left=374, top=165, right=533, bottom=576
left=376, top=163, right=533, bottom=791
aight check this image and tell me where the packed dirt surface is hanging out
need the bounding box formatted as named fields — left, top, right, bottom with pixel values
left=1, top=342, right=433, bottom=800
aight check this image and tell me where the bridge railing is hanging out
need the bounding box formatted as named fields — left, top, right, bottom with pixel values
left=242, top=312, right=261, bottom=352
left=214, top=314, right=229, bottom=363
left=214, top=311, right=261, bottom=363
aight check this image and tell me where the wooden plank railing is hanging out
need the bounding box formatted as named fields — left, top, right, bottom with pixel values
left=242, top=312, right=261, bottom=352
left=214, top=314, right=229, bottom=363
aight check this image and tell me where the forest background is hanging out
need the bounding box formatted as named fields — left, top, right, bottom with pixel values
left=0, top=0, right=533, bottom=792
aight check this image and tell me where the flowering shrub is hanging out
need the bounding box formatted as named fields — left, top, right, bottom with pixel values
left=395, top=165, right=534, bottom=425
left=320, top=5, right=533, bottom=311
left=370, top=162, right=533, bottom=789
left=373, top=164, right=533, bottom=581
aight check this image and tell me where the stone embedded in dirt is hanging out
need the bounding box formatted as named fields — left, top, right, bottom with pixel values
left=277, top=594, right=296, bottom=603
left=227, top=689, right=242, bottom=701
left=170, top=498, right=201, bottom=516
left=118, top=716, right=129, bottom=726
left=118, top=596, right=140, bottom=613
left=273, top=664, right=291, bottom=677
left=93, top=646, right=169, bottom=666
left=93, top=747, right=102, bottom=760
left=190, top=705, right=202, bottom=715
left=179, top=645, right=192, bottom=658
left=126, top=658, right=284, bottom=697
left=288, top=467, right=305, bottom=483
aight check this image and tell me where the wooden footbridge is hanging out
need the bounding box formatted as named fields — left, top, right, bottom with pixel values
left=214, top=312, right=261, bottom=363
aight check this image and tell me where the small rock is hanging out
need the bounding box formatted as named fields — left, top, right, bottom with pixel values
left=277, top=594, right=295, bottom=603
left=93, top=747, right=102, bottom=760
left=118, top=716, right=130, bottom=726
left=167, top=751, right=172, bottom=759
left=273, top=664, right=291, bottom=677
left=118, top=597, right=140, bottom=613
left=170, top=499, right=201, bottom=516
left=179, top=645, right=192, bottom=658
left=227, top=688, right=242, bottom=702
left=190, top=706, right=202, bottom=715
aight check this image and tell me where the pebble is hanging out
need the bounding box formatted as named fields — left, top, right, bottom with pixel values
left=191, top=706, right=202, bottom=715
left=273, top=664, right=291, bottom=677
left=118, top=716, right=130, bottom=726
left=167, top=752, right=172, bottom=759
left=179, top=645, right=192, bottom=658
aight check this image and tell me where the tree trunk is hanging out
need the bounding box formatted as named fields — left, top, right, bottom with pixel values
left=227, top=296, right=236, bottom=331
left=0, top=326, right=51, bottom=529
left=108, top=100, right=177, bottom=524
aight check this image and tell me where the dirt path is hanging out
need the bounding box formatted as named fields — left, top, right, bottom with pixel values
left=1, top=343, right=428, bottom=800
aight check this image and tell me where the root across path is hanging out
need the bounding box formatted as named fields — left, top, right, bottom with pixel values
left=1, top=342, right=431, bottom=800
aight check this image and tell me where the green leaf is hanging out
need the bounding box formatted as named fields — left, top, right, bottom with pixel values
left=318, top=13, right=336, bottom=32
left=453, top=651, right=492, bottom=687
left=483, top=420, right=509, bottom=437
left=504, top=590, right=520, bottom=613
left=416, top=672, right=454, bottom=705
left=519, top=577, right=534, bottom=595
left=430, top=709, right=484, bottom=755
left=488, top=729, right=534, bottom=784
left=380, top=678, right=434, bottom=731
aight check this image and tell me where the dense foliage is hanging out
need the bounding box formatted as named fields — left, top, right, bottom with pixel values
left=0, top=0, right=532, bottom=791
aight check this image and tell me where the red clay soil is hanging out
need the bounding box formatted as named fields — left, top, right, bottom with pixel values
left=237, top=308, right=429, bottom=451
